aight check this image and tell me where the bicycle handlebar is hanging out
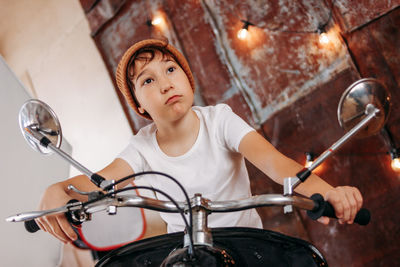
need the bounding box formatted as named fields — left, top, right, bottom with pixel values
left=7, top=192, right=370, bottom=233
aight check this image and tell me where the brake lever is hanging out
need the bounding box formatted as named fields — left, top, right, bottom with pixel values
left=67, top=184, right=105, bottom=201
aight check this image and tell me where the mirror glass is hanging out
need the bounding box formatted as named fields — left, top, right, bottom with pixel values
left=18, top=99, right=62, bottom=154
left=337, top=78, right=391, bottom=138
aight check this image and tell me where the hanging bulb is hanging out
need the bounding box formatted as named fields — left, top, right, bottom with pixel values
left=390, top=148, right=400, bottom=172
left=237, top=28, right=249, bottom=40
left=146, top=12, right=166, bottom=29
left=237, top=20, right=253, bottom=40
left=305, top=152, right=314, bottom=168
left=391, top=158, right=400, bottom=171
left=319, top=32, right=329, bottom=44
left=317, top=24, right=330, bottom=45
left=151, top=16, right=163, bottom=26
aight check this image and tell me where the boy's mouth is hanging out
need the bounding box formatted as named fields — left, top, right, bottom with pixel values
left=165, top=95, right=181, bottom=104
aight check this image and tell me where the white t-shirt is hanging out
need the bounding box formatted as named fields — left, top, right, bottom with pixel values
left=118, top=104, right=262, bottom=233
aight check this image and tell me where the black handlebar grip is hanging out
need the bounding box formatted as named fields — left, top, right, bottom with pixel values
left=24, top=220, right=41, bottom=233
left=24, top=199, right=81, bottom=233
left=307, top=193, right=371, bottom=226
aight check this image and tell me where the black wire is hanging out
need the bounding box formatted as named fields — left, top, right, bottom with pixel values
left=235, top=0, right=337, bottom=35
left=326, top=0, right=337, bottom=25
left=85, top=185, right=195, bottom=256
left=103, top=171, right=193, bottom=252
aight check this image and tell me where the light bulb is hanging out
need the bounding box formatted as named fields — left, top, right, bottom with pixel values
left=305, top=152, right=314, bottom=168
left=305, top=160, right=314, bottom=168
left=319, top=32, right=329, bottom=44
left=237, top=28, right=249, bottom=40
left=391, top=157, right=400, bottom=171
left=152, top=16, right=163, bottom=26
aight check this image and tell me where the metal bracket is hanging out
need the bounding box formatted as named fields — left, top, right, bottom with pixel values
left=283, top=177, right=301, bottom=213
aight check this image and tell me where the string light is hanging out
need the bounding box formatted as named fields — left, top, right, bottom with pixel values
left=381, top=126, right=400, bottom=172
left=305, top=152, right=314, bottom=168
left=231, top=0, right=337, bottom=43
left=303, top=152, right=324, bottom=174
left=146, top=13, right=166, bottom=30
left=390, top=148, right=400, bottom=172
left=319, top=33, right=329, bottom=44
left=151, top=16, right=163, bottom=26
left=391, top=158, right=400, bottom=171
left=317, top=24, right=331, bottom=44
left=237, top=20, right=254, bottom=40
left=236, top=20, right=335, bottom=44
left=237, top=28, right=248, bottom=40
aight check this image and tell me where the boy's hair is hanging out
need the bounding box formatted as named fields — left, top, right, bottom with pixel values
left=116, top=39, right=195, bottom=120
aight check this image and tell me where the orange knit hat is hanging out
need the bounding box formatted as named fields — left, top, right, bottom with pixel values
left=115, top=39, right=195, bottom=120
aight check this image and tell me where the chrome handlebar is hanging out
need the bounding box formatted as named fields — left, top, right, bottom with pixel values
left=6, top=193, right=315, bottom=223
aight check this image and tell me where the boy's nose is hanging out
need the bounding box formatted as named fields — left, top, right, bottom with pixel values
left=160, top=77, right=173, bottom=93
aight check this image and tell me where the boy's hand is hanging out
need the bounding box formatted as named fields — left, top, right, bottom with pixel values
left=36, top=183, right=78, bottom=243
left=317, top=186, right=363, bottom=225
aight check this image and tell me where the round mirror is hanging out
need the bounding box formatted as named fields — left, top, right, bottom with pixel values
left=337, top=78, right=391, bottom=138
left=19, top=99, right=62, bottom=154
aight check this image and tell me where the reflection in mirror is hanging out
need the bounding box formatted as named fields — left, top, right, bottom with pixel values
left=337, top=78, right=391, bottom=138
left=19, top=99, right=62, bottom=155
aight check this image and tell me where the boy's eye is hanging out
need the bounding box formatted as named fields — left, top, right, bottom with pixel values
left=143, top=78, right=153, bottom=85
left=167, top=67, right=175, bottom=73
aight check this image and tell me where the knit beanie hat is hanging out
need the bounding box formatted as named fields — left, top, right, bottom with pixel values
left=115, top=39, right=195, bottom=120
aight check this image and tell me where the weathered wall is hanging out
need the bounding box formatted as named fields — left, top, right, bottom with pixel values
left=80, top=0, right=400, bottom=265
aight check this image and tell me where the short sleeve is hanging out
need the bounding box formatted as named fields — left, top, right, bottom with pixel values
left=116, top=136, right=145, bottom=173
left=215, top=104, right=255, bottom=152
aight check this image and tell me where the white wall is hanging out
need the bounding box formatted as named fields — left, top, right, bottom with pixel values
left=0, top=0, right=132, bottom=177
left=0, top=55, right=67, bottom=266
left=0, top=1, right=133, bottom=265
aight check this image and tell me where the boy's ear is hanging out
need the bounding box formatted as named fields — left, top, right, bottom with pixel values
left=138, top=106, right=146, bottom=114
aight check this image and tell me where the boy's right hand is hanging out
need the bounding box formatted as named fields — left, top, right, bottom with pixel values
left=35, top=183, right=78, bottom=243
left=33, top=159, right=134, bottom=243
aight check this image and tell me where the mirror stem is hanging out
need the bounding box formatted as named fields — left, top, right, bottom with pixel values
left=24, top=126, right=111, bottom=190
left=304, top=104, right=379, bottom=175
left=285, top=104, right=380, bottom=195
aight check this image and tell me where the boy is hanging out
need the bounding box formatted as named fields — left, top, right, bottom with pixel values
left=36, top=39, right=363, bottom=243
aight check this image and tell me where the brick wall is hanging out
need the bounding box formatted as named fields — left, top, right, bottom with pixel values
left=80, top=0, right=400, bottom=265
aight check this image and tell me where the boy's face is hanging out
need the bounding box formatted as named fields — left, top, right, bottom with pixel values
left=131, top=51, right=194, bottom=123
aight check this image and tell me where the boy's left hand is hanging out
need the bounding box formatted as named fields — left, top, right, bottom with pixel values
left=317, top=186, right=363, bottom=225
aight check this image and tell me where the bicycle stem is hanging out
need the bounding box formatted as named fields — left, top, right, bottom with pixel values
left=184, top=194, right=213, bottom=247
